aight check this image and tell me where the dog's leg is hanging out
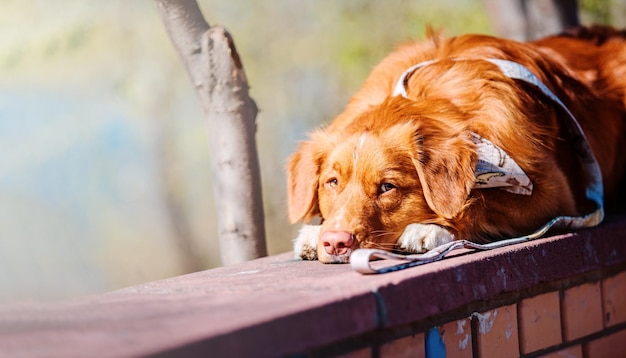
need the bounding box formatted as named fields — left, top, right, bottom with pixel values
left=396, top=224, right=455, bottom=253
left=293, top=224, right=321, bottom=260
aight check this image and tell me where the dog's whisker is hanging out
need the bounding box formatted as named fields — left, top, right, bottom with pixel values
left=369, top=230, right=399, bottom=238
left=361, top=241, right=397, bottom=250
left=373, top=232, right=397, bottom=238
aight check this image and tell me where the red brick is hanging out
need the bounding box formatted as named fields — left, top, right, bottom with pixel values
left=440, top=318, right=472, bottom=358
left=562, top=282, right=603, bottom=341
left=602, top=271, right=626, bottom=327
left=518, top=291, right=562, bottom=353
left=380, top=333, right=424, bottom=358
left=584, top=328, right=626, bottom=358
left=475, top=304, right=519, bottom=358
left=538, top=344, right=582, bottom=358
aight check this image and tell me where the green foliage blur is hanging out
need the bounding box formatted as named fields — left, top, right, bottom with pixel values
left=581, top=0, right=613, bottom=24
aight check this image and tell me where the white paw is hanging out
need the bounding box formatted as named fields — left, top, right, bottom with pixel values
left=293, top=225, right=321, bottom=260
left=396, top=224, right=455, bottom=253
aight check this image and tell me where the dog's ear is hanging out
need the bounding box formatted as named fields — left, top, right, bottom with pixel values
left=413, top=130, right=477, bottom=219
left=287, top=140, right=321, bottom=223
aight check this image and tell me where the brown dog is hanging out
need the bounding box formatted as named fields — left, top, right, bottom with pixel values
left=287, top=26, right=626, bottom=264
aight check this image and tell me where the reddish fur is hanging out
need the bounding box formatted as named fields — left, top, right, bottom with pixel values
left=287, top=26, right=626, bottom=263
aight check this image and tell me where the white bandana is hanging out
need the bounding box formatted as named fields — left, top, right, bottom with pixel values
left=471, top=133, right=533, bottom=195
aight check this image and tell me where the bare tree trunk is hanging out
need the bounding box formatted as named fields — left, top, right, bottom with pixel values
left=483, top=0, right=528, bottom=41
left=155, top=0, right=267, bottom=265
left=525, top=0, right=579, bottom=40
left=484, top=0, right=580, bottom=41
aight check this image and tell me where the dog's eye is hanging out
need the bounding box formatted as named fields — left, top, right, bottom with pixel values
left=326, top=178, right=338, bottom=188
left=380, top=182, right=396, bottom=193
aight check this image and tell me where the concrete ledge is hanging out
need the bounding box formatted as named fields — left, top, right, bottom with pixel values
left=1, top=215, right=625, bottom=357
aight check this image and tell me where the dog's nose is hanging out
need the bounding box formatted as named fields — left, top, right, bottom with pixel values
left=322, top=231, right=354, bottom=255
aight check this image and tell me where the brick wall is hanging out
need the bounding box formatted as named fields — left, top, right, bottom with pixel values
left=300, top=215, right=626, bottom=357
left=344, top=271, right=626, bottom=358
left=0, top=215, right=625, bottom=357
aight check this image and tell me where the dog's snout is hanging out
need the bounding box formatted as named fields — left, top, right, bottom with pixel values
left=321, top=231, right=354, bottom=255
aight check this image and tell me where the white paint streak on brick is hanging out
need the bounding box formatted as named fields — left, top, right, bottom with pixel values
left=472, top=310, right=498, bottom=334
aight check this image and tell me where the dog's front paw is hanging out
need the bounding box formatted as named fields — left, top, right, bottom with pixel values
left=293, top=225, right=321, bottom=260
left=396, top=224, right=455, bottom=253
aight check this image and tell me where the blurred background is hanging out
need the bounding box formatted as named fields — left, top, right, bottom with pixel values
left=0, top=0, right=623, bottom=303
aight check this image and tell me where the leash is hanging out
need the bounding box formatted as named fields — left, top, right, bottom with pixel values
left=350, top=58, right=605, bottom=274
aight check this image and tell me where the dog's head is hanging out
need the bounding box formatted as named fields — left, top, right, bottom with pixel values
left=287, top=97, right=478, bottom=263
